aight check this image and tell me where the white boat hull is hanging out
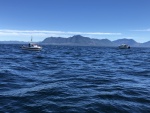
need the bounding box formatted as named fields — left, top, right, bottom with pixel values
left=21, top=46, right=42, bottom=51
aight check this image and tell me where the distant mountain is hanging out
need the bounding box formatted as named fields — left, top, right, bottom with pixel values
left=1, top=35, right=150, bottom=47
left=140, top=41, right=150, bottom=47
left=67, top=35, right=92, bottom=45
left=94, top=39, right=115, bottom=46
left=42, top=35, right=92, bottom=46
left=42, top=35, right=115, bottom=46
left=42, top=35, right=150, bottom=47
left=113, top=39, right=141, bottom=47
left=0, top=41, right=28, bottom=44
left=0, top=41, right=42, bottom=44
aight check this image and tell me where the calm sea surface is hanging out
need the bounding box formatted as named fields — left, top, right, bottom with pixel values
left=0, top=44, right=150, bottom=113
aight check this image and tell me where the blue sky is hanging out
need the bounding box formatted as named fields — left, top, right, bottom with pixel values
left=0, top=0, right=150, bottom=42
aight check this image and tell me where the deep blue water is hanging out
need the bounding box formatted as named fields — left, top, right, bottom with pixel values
left=0, top=44, right=150, bottom=113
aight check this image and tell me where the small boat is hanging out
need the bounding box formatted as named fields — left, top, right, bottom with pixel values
left=21, top=43, right=42, bottom=51
left=21, top=37, right=42, bottom=51
left=118, top=44, right=130, bottom=49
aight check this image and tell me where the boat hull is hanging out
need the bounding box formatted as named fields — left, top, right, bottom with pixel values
left=118, top=44, right=130, bottom=49
left=21, top=46, right=42, bottom=51
left=119, top=46, right=130, bottom=49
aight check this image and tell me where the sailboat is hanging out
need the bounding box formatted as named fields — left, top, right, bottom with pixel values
left=21, top=37, right=42, bottom=51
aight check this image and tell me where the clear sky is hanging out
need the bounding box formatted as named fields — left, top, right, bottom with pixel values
left=0, top=0, right=150, bottom=42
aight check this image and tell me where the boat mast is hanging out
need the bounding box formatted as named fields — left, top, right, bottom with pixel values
left=31, top=36, right=33, bottom=42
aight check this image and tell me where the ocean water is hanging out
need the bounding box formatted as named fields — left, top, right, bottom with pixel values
left=0, top=44, right=150, bottom=113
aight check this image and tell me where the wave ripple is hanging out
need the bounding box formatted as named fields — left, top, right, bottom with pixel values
left=0, top=45, right=150, bottom=113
